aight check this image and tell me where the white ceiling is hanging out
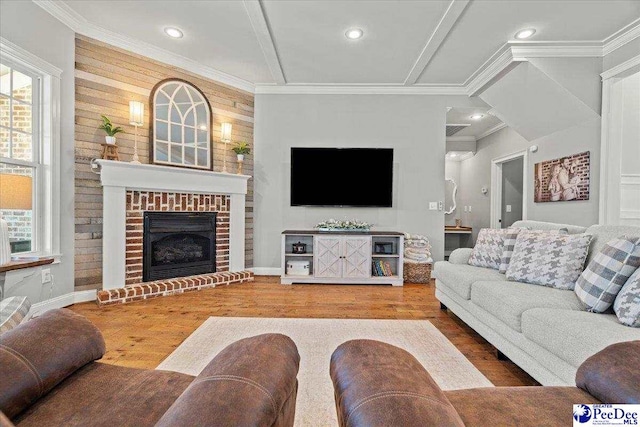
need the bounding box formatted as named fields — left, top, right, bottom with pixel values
left=447, top=107, right=503, bottom=138
left=41, top=0, right=640, bottom=89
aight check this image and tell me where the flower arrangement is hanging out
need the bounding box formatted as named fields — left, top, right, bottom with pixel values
left=315, top=219, right=371, bottom=232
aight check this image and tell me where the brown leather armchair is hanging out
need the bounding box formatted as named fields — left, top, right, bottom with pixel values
left=330, top=339, right=640, bottom=427
left=0, top=309, right=300, bottom=427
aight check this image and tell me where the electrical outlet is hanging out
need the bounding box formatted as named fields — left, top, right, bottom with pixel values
left=429, top=202, right=438, bottom=210
left=42, top=268, right=52, bottom=284
left=464, top=206, right=468, bottom=212
left=506, top=205, right=512, bottom=213
left=438, top=201, right=443, bottom=211
left=468, top=206, right=472, bottom=213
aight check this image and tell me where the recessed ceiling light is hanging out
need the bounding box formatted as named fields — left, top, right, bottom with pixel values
left=345, top=28, right=363, bottom=40
left=164, top=27, right=184, bottom=39
left=514, top=28, right=536, bottom=39
left=470, top=114, right=484, bottom=120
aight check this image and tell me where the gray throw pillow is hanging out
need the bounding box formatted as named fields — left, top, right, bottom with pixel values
left=0, top=296, right=31, bottom=334
left=614, top=268, right=640, bottom=327
left=468, top=228, right=511, bottom=270
left=505, top=231, right=592, bottom=290
left=498, top=228, right=568, bottom=273
left=575, top=237, right=640, bottom=313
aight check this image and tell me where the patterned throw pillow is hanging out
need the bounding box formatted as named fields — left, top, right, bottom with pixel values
left=468, top=228, right=511, bottom=270
left=505, top=231, right=592, bottom=290
left=614, top=268, right=640, bottom=327
left=0, top=296, right=31, bottom=334
left=498, top=228, right=568, bottom=273
left=574, top=237, right=640, bottom=313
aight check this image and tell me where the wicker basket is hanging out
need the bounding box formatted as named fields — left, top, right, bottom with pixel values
left=403, top=262, right=432, bottom=284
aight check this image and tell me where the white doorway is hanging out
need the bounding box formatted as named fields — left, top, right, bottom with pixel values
left=490, top=150, right=529, bottom=229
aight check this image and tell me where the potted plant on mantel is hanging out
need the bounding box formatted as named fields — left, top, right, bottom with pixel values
left=232, top=141, right=251, bottom=162
left=98, top=115, right=124, bottom=145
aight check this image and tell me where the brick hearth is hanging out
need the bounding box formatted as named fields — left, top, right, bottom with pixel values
left=97, top=271, right=254, bottom=306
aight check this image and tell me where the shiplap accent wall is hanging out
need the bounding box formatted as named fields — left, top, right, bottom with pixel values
left=74, top=36, right=254, bottom=291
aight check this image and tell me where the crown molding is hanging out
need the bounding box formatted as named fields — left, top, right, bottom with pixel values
left=255, top=84, right=468, bottom=95
left=477, top=122, right=507, bottom=140
left=465, top=45, right=521, bottom=96
left=243, top=0, right=286, bottom=85
left=510, top=42, right=603, bottom=58
left=33, top=0, right=256, bottom=93
left=603, top=18, right=640, bottom=56
left=601, top=54, right=640, bottom=81
left=0, top=37, right=63, bottom=77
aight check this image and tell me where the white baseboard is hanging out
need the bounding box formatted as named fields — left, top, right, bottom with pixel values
left=30, top=289, right=97, bottom=316
left=250, top=267, right=281, bottom=276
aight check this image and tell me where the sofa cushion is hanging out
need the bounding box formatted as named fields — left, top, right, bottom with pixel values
left=575, top=237, right=640, bottom=313
left=468, top=228, right=510, bottom=270
left=521, top=308, right=640, bottom=368
left=511, top=220, right=586, bottom=235
left=446, top=387, right=599, bottom=427
left=576, top=341, right=640, bottom=404
left=433, top=262, right=507, bottom=300
left=470, top=281, right=584, bottom=332
left=13, top=363, right=194, bottom=427
left=0, top=296, right=30, bottom=334
left=506, top=231, right=592, bottom=290
left=613, top=268, right=640, bottom=327
left=0, top=309, right=105, bottom=419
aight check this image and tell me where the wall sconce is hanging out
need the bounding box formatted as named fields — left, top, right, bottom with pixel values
left=129, top=101, right=144, bottom=164
left=220, top=122, right=232, bottom=173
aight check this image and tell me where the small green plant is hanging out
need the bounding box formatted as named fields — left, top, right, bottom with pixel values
left=232, top=141, right=251, bottom=155
left=98, top=115, right=124, bottom=136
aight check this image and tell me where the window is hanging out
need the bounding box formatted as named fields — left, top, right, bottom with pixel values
left=152, top=80, right=212, bottom=170
left=0, top=39, right=61, bottom=257
left=0, top=61, right=38, bottom=254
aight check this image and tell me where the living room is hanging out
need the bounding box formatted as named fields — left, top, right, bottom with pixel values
left=1, top=1, right=639, bottom=426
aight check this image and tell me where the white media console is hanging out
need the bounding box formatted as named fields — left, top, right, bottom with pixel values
left=281, top=230, right=404, bottom=286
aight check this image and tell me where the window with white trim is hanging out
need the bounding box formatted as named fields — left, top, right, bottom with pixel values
left=0, top=41, right=60, bottom=257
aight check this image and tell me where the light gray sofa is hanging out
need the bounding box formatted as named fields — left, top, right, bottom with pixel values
left=434, top=220, right=640, bottom=386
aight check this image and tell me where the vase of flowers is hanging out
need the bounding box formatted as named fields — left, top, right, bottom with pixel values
left=232, top=141, right=251, bottom=162
left=98, top=115, right=124, bottom=144
left=315, top=219, right=371, bottom=232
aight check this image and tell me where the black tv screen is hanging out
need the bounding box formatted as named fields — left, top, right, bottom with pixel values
left=291, top=148, right=393, bottom=207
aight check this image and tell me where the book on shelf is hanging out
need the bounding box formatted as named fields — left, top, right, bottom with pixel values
left=372, top=260, right=393, bottom=277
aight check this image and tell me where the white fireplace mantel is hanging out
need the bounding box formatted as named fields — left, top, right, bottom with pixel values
left=95, top=160, right=250, bottom=290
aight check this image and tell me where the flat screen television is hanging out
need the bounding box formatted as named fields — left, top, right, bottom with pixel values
left=290, top=148, right=393, bottom=207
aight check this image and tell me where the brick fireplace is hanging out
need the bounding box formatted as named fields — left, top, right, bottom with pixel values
left=95, top=160, right=253, bottom=305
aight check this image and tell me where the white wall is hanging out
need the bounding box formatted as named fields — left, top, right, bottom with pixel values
left=254, top=94, right=483, bottom=267
left=1, top=1, right=75, bottom=304
left=457, top=120, right=601, bottom=242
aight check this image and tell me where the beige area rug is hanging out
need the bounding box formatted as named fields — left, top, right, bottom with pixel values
left=157, top=317, right=493, bottom=427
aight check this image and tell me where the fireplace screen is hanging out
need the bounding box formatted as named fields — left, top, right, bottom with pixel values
left=143, top=212, right=216, bottom=282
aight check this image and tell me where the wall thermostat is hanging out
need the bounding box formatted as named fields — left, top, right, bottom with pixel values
left=481, top=186, right=488, bottom=195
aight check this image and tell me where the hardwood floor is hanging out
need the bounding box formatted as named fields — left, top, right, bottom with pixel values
left=69, top=278, right=538, bottom=387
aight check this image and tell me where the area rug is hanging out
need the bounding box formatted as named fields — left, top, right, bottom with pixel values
left=157, top=317, right=493, bottom=426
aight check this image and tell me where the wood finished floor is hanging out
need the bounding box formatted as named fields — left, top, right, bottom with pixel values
left=69, top=278, right=538, bottom=387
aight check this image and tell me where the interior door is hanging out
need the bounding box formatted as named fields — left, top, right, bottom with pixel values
left=343, top=236, right=372, bottom=278
left=500, top=157, right=524, bottom=228
left=314, top=236, right=342, bottom=278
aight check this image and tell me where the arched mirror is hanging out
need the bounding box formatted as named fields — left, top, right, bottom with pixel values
left=151, top=79, right=212, bottom=170
left=445, top=178, right=457, bottom=215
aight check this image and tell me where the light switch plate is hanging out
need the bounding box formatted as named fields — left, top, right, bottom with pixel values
left=506, top=205, right=512, bottom=212
left=429, top=202, right=438, bottom=210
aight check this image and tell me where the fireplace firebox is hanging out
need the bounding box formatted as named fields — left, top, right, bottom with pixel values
left=143, top=212, right=216, bottom=282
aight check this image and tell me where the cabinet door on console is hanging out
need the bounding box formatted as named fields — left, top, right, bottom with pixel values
left=315, top=236, right=343, bottom=278
left=343, top=236, right=372, bottom=278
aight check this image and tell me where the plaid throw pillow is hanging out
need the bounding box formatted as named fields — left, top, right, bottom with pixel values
left=498, top=228, right=568, bottom=274
left=469, top=228, right=511, bottom=270
left=0, top=296, right=31, bottom=334
left=506, top=232, right=592, bottom=290
left=575, top=236, right=640, bottom=313
left=614, top=268, right=640, bottom=327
